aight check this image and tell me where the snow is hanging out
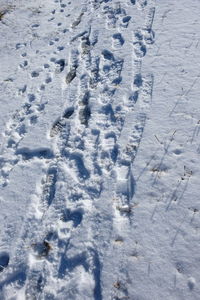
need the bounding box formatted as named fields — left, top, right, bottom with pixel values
left=0, top=0, right=200, bottom=299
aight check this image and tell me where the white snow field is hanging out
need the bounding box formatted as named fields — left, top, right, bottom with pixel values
left=0, top=0, right=200, bottom=299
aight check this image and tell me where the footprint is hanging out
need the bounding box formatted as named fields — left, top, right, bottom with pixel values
left=143, top=30, right=155, bottom=45
left=112, top=33, right=124, bottom=48
left=45, top=76, right=52, bottom=84
left=58, top=252, right=89, bottom=278
left=90, top=30, right=98, bottom=46
left=78, top=91, right=91, bottom=126
left=43, top=63, right=50, bottom=69
left=80, top=91, right=90, bottom=106
left=41, top=167, right=57, bottom=207
left=63, top=107, right=74, bottom=119
left=66, top=68, right=76, bottom=84
left=136, top=0, right=147, bottom=9
left=61, top=209, right=83, bottom=227
left=55, top=59, right=65, bottom=72
left=79, top=105, right=91, bottom=126
left=68, top=152, right=90, bottom=180
left=31, top=240, right=51, bottom=257
left=70, top=49, right=79, bottom=69
left=31, top=71, right=40, bottom=78
left=112, top=77, right=122, bottom=85
left=173, top=149, right=182, bottom=155
left=58, top=246, right=101, bottom=299
left=16, top=148, right=53, bottom=160
left=18, top=84, right=27, bottom=94
left=188, top=277, right=196, bottom=290
left=57, top=46, right=64, bottom=51
left=31, top=24, right=40, bottom=28
left=121, top=16, right=131, bottom=28
left=30, top=115, right=38, bottom=125
left=19, top=60, right=28, bottom=69
left=129, top=91, right=139, bottom=106
left=134, top=29, right=143, bottom=41
left=0, top=252, right=9, bottom=272
left=50, top=119, right=66, bottom=137
left=133, top=41, right=146, bottom=58
left=90, top=56, right=100, bottom=89
left=133, top=73, right=143, bottom=88
left=50, top=57, right=56, bottom=62
left=81, top=37, right=90, bottom=55
left=16, top=43, right=26, bottom=50
left=48, top=17, right=55, bottom=22
left=102, top=49, right=114, bottom=61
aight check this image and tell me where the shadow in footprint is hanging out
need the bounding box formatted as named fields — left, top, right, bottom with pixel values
left=0, top=270, right=26, bottom=291
left=67, top=152, right=90, bottom=180
left=58, top=248, right=102, bottom=300
left=111, top=144, right=118, bottom=163
left=89, top=248, right=102, bottom=300
left=50, top=119, right=66, bottom=137
left=129, top=91, right=139, bottom=104
left=63, top=107, right=74, bottom=119
left=0, top=253, right=9, bottom=272
left=31, top=241, right=51, bottom=257
left=25, top=270, right=46, bottom=300
left=101, top=104, right=116, bottom=123
left=59, top=252, right=89, bottom=278
left=66, top=68, right=76, bottom=84
left=16, top=148, right=54, bottom=160
left=112, top=33, right=124, bottom=46
left=134, top=74, right=143, bottom=88
left=121, top=16, right=131, bottom=28
left=127, top=169, right=136, bottom=201
left=112, top=77, right=122, bottom=85
left=61, top=209, right=83, bottom=227
left=102, top=49, right=114, bottom=61
left=133, top=42, right=146, bottom=58
left=81, top=91, right=90, bottom=105
left=79, top=105, right=91, bottom=126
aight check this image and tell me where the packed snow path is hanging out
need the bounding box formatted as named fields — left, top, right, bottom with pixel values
left=0, top=0, right=200, bottom=299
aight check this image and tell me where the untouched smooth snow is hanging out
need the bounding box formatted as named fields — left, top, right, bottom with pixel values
left=0, top=0, right=200, bottom=299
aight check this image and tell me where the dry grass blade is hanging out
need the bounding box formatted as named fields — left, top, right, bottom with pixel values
left=0, top=5, right=15, bottom=21
left=0, top=10, right=6, bottom=20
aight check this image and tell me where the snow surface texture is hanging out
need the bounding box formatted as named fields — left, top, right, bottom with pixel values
left=0, top=0, right=200, bottom=299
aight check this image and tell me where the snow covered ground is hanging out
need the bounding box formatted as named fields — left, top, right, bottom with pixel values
left=0, top=0, right=200, bottom=299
